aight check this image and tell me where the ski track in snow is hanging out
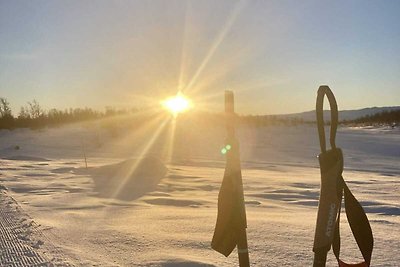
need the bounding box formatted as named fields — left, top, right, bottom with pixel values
left=0, top=188, right=73, bottom=266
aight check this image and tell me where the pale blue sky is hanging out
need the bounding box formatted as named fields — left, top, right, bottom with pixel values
left=1, top=0, right=399, bottom=114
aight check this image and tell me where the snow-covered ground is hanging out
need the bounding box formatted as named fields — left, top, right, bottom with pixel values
left=0, top=121, right=399, bottom=266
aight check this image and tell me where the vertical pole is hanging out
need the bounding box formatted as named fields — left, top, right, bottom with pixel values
left=81, top=140, right=88, bottom=169
left=225, top=91, right=235, bottom=138
left=238, top=228, right=250, bottom=267
left=225, top=91, right=250, bottom=267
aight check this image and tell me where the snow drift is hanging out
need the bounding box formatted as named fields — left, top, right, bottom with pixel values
left=84, top=156, right=168, bottom=201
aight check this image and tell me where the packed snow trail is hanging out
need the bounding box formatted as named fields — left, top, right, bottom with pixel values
left=0, top=186, right=72, bottom=267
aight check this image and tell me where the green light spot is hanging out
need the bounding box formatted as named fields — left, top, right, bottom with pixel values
left=225, top=144, right=232, bottom=150
left=221, top=148, right=227, bottom=154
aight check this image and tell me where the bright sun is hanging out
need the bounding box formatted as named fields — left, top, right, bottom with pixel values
left=162, top=93, right=191, bottom=115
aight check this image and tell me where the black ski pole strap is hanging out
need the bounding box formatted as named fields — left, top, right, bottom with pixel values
left=316, top=85, right=338, bottom=153
left=314, top=86, right=373, bottom=267
left=332, top=182, right=344, bottom=260
left=313, top=85, right=341, bottom=267
left=332, top=177, right=374, bottom=267
left=313, top=148, right=343, bottom=267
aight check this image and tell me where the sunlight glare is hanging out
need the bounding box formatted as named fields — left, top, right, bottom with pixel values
left=162, top=93, right=191, bottom=115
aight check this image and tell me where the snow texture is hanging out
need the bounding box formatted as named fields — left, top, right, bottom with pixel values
left=0, top=123, right=399, bottom=266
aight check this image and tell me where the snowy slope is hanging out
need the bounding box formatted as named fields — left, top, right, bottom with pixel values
left=0, top=122, right=399, bottom=266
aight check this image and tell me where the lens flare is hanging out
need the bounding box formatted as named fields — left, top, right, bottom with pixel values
left=221, top=144, right=232, bottom=155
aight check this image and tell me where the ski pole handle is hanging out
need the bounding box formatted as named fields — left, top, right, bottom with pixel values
left=225, top=91, right=235, bottom=138
left=313, top=85, right=341, bottom=266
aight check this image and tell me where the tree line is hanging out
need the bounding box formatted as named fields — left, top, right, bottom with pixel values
left=0, top=97, right=133, bottom=129
left=346, top=109, right=400, bottom=126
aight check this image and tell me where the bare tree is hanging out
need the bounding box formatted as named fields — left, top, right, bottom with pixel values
left=18, top=106, right=30, bottom=119
left=28, top=100, right=44, bottom=119
left=0, top=97, right=12, bottom=118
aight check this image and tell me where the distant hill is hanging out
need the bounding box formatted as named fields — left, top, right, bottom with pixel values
left=276, top=106, right=400, bottom=122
